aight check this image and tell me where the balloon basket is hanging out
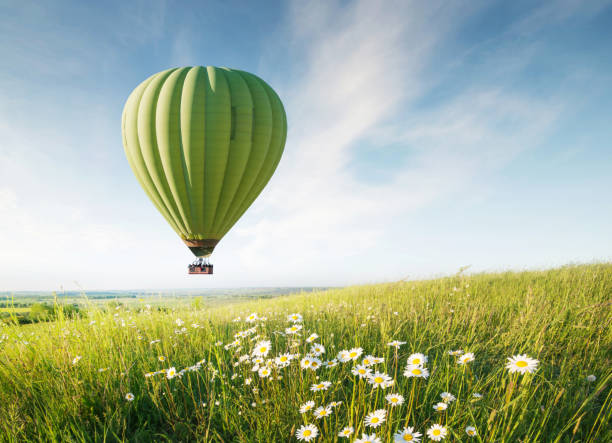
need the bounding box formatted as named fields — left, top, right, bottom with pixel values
left=188, top=258, right=213, bottom=275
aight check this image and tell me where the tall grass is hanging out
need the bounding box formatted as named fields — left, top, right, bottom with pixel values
left=0, top=263, right=610, bottom=442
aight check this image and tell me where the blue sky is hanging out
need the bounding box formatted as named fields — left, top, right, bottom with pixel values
left=1, top=0, right=611, bottom=291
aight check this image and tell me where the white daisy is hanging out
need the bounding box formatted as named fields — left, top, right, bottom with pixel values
left=368, top=372, right=393, bottom=389
left=338, top=350, right=351, bottom=362
left=338, top=426, right=354, bottom=438
left=166, top=367, right=177, bottom=379
left=258, top=366, right=271, bottom=378
left=465, top=426, right=477, bottom=437
left=364, top=409, right=386, bottom=428
left=72, top=356, right=82, bottom=365
left=295, top=424, right=318, bottom=441
left=324, top=359, right=338, bottom=368
left=473, top=392, right=483, bottom=398
left=347, top=347, right=363, bottom=361
left=311, top=343, right=325, bottom=356
left=275, top=353, right=292, bottom=367
left=252, top=340, right=271, bottom=357
left=314, top=405, right=332, bottom=419
left=587, top=374, right=597, bottom=382
left=506, top=354, right=539, bottom=374
left=440, top=392, right=456, bottom=403
left=288, top=313, right=303, bottom=323
left=125, top=392, right=135, bottom=401
left=387, top=340, right=406, bottom=348
left=394, top=427, right=422, bottom=442
left=433, top=402, right=448, bottom=412
left=299, top=401, right=315, bottom=414
left=285, top=324, right=302, bottom=335
left=310, top=381, right=332, bottom=391
left=426, top=424, right=447, bottom=441
left=458, top=352, right=475, bottom=365
left=351, top=365, right=372, bottom=379
left=362, top=355, right=376, bottom=367
left=306, top=333, right=319, bottom=343
left=245, top=313, right=258, bottom=323
left=309, top=358, right=322, bottom=370
left=355, top=433, right=382, bottom=443
left=407, top=353, right=427, bottom=367
left=403, top=365, right=429, bottom=378
left=448, top=349, right=463, bottom=356
left=385, top=393, right=405, bottom=406
left=300, top=357, right=313, bottom=369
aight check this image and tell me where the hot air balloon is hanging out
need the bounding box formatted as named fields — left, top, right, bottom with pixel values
left=121, top=66, right=287, bottom=274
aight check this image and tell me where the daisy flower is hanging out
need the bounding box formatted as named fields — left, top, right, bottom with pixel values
left=473, top=392, right=482, bottom=398
left=72, top=356, right=82, bottom=365
left=352, top=365, right=372, bottom=379
left=347, top=347, right=363, bottom=361
left=403, top=365, right=429, bottom=378
left=362, top=355, right=375, bottom=367
left=458, top=352, right=475, bottom=365
left=166, top=367, right=177, bottom=379
left=258, top=366, right=271, bottom=378
left=310, top=381, right=332, bottom=391
left=288, top=313, right=303, bottom=323
left=433, top=402, right=448, bottom=412
left=506, top=354, right=539, bottom=374
left=125, top=392, right=135, bottom=401
left=299, top=401, right=315, bottom=414
left=394, top=427, right=422, bottom=442
left=371, top=356, right=384, bottom=364
left=275, top=353, right=292, bottom=367
left=448, top=349, right=463, bottom=356
left=324, top=359, right=338, bottom=368
left=385, top=393, right=405, bottom=406
left=364, top=409, right=386, bottom=428
left=368, top=372, right=393, bottom=389
left=300, top=357, right=313, bottom=369
left=314, top=405, right=333, bottom=419
left=355, top=433, right=382, bottom=443
left=338, top=350, right=351, bottom=362
left=252, top=340, right=271, bottom=357
left=387, top=340, right=406, bottom=348
left=338, top=426, right=354, bottom=438
left=440, top=392, right=456, bottom=403
left=295, top=424, right=318, bottom=441
left=311, top=343, right=325, bottom=355
left=587, top=374, right=597, bottom=382
left=158, top=356, right=165, bottom=362
left=306, top=333, right=319, bottom=343
left=309, top=358, right=322, bottom=370
left=286, top=324, right=302, bottom=335
left=407, top=353, right=427, bottom=366
left=245, top=313, right=258, bottom=323
left=465, top=426, right=477, bottom=437
left=426, top=424, right=447, bottom=441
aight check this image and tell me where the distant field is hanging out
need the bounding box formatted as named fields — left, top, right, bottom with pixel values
left=0, top=307, right=30, bottom=314
left=0, top=264, right=610, bottom=442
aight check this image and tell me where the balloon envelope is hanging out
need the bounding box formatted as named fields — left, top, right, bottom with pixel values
left=121, top=66, right=287, bottom=257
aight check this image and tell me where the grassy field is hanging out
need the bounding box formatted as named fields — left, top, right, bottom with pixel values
left=0, top=264, right=610, bottom=442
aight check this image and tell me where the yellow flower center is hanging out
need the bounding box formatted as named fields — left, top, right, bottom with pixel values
left=371, top=417, right=379, bottom=423
left=359, top=369, right=366, bottom=374
left=303, top=430, right=311, bottom=436
left=350, top=352, right=357, bottom=357
left=374, top=377, right=383, bottom=383
left=364, top=359, right=370, bottom=365
left=413, top=368, right=422, bottom=375
left=437, top=406, right=444, bottom=410
left=392, top=398, right=398, bottom=402
left=433, top=430, right=441, bottom=436
left=516, top=360, right=528, bottom=367
left=403, top=435, right=413, bottom=441
left=260, top=347, right=267, bottom=353
left=468, top=430, right=475, bottom=435
left=317, top=384, right=324, bottom=389
left=280, top=357, right=287, bottom=362
left=413, top=358, right=420, bottom=364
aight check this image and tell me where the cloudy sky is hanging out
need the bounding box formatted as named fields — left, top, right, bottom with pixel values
left=1, top=0, right=611, bottom=291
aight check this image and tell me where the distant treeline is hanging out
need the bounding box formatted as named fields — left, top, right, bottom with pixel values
left=0, top=303, right=81, bottom=325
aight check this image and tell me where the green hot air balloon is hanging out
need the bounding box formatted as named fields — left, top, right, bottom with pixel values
left=121, top=66, right=287, bottom=274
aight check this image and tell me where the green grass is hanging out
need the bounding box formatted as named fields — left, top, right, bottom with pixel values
left=0, top=264, right=610, bottom=442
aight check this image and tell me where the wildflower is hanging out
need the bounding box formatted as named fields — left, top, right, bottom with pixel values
left=288, top=313, right=303, bottom=322
left=362, top=355, right=375, bottom=367
left=352, top=365, right=372, bottom=378
left=166, top=367, right=177, bottom=379
left=407, top=353, right=427, bottom=366
left=473, top=392, right=482, bottom=398
left=258, top=366, right=271, bottom=378
left=175, top=318, right=184, bottom=326
left=338, top=426, right=354, bottom=438
left=506, top=354, right=539, bottom=374
left=355, top=433, right=382, bottom=443
left=368, top=372, right=393, bottom=389
left=448, top=349, right=463, bottom=356
left=465, top=426, right=477, bottom=437
left=403, top=365, right=429, bottom=378
left=587, top=374, right=597, bottom=382
left=310, top=381, right=332, bottom=391
left=385, top=393, right=405, bottom=406
left=324, top=359, right=338, bottom=368
left=245, top=378, right=252, bottom=385
left=72, top=356, right=82, bottom=365
left=440, top=392, right=456, bottom=403
left=328, top=400, right=343, bottom=408
left=314, top=405, right=332, bottom=419
left=252, top=340, right=271, bottom=357
left=426, top=424, right=447, bottom=441
left=286, top=324, right=302, bottom=334
left=394, top=427, right=422, bottom=442
left=306, top=333, right=319, bottom=343
left=371, top=356, right=384, bottom=364
left=387, top=340, right=406, bottom=348
left=348, top=347, right=363, bottom=360
left=309, top=358, right=322, bottom=370
left=311, top=343, right=325, bottom=355
left=338, top=350, right=351, bottom=362
left=458, top=352, right=475, bottom=365
left=301, top=357, right=313, bottom=369
left=98, top=368, right=108, bottom=373
left=364, top=409, right=386, bottom=428
left=275, top=353, right=293, bottom=367
left=295, top=424, right=318, bottom=441
left=433, top=402, right=448, bottom=412
left=158, top=356, right=165, bottom=362
left=246, top=313, right=258, bottom=323
left=299, top=401, right=315, bottom=414
left=125, top=392, right=135, bottom=401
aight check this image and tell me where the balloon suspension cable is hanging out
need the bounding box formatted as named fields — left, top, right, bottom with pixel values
left=188, top=256, right=213, bottom=274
